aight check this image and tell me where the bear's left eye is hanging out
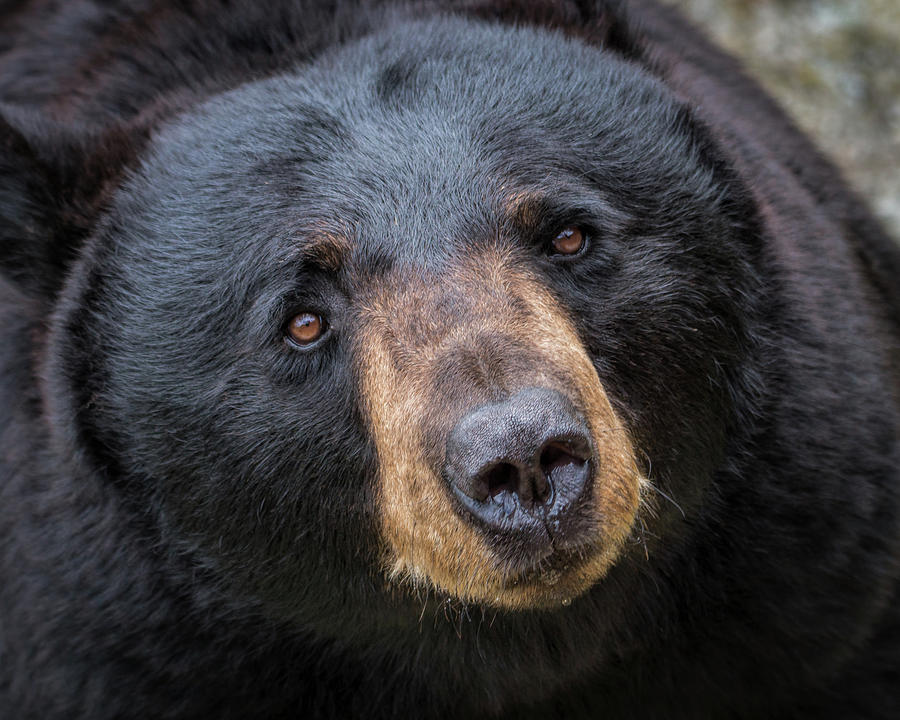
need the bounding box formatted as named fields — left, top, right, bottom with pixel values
left=549, top=226, right=587, bottom=257
left=286, top=312, right=328, bottom=348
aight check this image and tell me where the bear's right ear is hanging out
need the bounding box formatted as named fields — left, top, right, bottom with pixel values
left=1, top=105, right=139, bottom=299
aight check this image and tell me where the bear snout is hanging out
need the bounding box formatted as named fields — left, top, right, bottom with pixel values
left=359, top=251, right=645, bottom=608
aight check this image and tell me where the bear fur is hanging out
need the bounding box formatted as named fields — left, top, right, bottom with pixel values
left=1, top=1, right=899, bottom=718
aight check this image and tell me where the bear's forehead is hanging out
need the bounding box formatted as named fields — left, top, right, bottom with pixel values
left=126, top=17, right=684, bottom=272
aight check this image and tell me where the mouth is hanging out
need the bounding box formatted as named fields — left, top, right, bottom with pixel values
left=504, top=543, right=598, bottom=585
left=479, top=534, right=617, bottom=610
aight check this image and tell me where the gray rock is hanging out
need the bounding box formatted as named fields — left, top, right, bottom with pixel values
left=667, top=0, right=900, bottom=240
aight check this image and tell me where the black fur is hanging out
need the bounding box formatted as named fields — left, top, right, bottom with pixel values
left=1, top=1, right=899, bottom=718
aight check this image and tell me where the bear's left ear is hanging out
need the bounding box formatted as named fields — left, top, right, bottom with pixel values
left=0, top=105, right=139, bottom=298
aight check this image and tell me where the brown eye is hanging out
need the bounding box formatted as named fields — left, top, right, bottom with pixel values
left=287, top=312, right=326, bottom=347
left=551, top=226, right=586, bottom=256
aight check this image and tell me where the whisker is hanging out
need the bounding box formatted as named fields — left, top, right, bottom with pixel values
left=645, top=480, right=685, bottom=519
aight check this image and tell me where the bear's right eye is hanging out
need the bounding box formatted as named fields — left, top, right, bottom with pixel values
left=549, top=226, right=587, bottom=257
left=286, top=312, right=327, bottom=348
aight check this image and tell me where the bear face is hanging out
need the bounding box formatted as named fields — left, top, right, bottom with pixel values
left=4, top=2, right=899, bottom=718
left=43, top=18, right=760, bottom=624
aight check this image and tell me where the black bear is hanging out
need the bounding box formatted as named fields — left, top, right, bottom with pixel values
left=1, top=0, right=898, bottom=718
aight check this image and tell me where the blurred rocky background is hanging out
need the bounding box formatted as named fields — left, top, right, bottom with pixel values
left=666, top=0, right=900, bottom=241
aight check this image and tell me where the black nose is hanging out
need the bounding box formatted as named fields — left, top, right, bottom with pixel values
left=444, top=387, right=593, bottom=537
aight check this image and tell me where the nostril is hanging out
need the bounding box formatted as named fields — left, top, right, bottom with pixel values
left=538, top=439, right=591, bottom=514
left=539, top=440, right=589, bottom=477
left=481, top=462, right=519, bottom=499
left=477, top=461, right=551, bottom=509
